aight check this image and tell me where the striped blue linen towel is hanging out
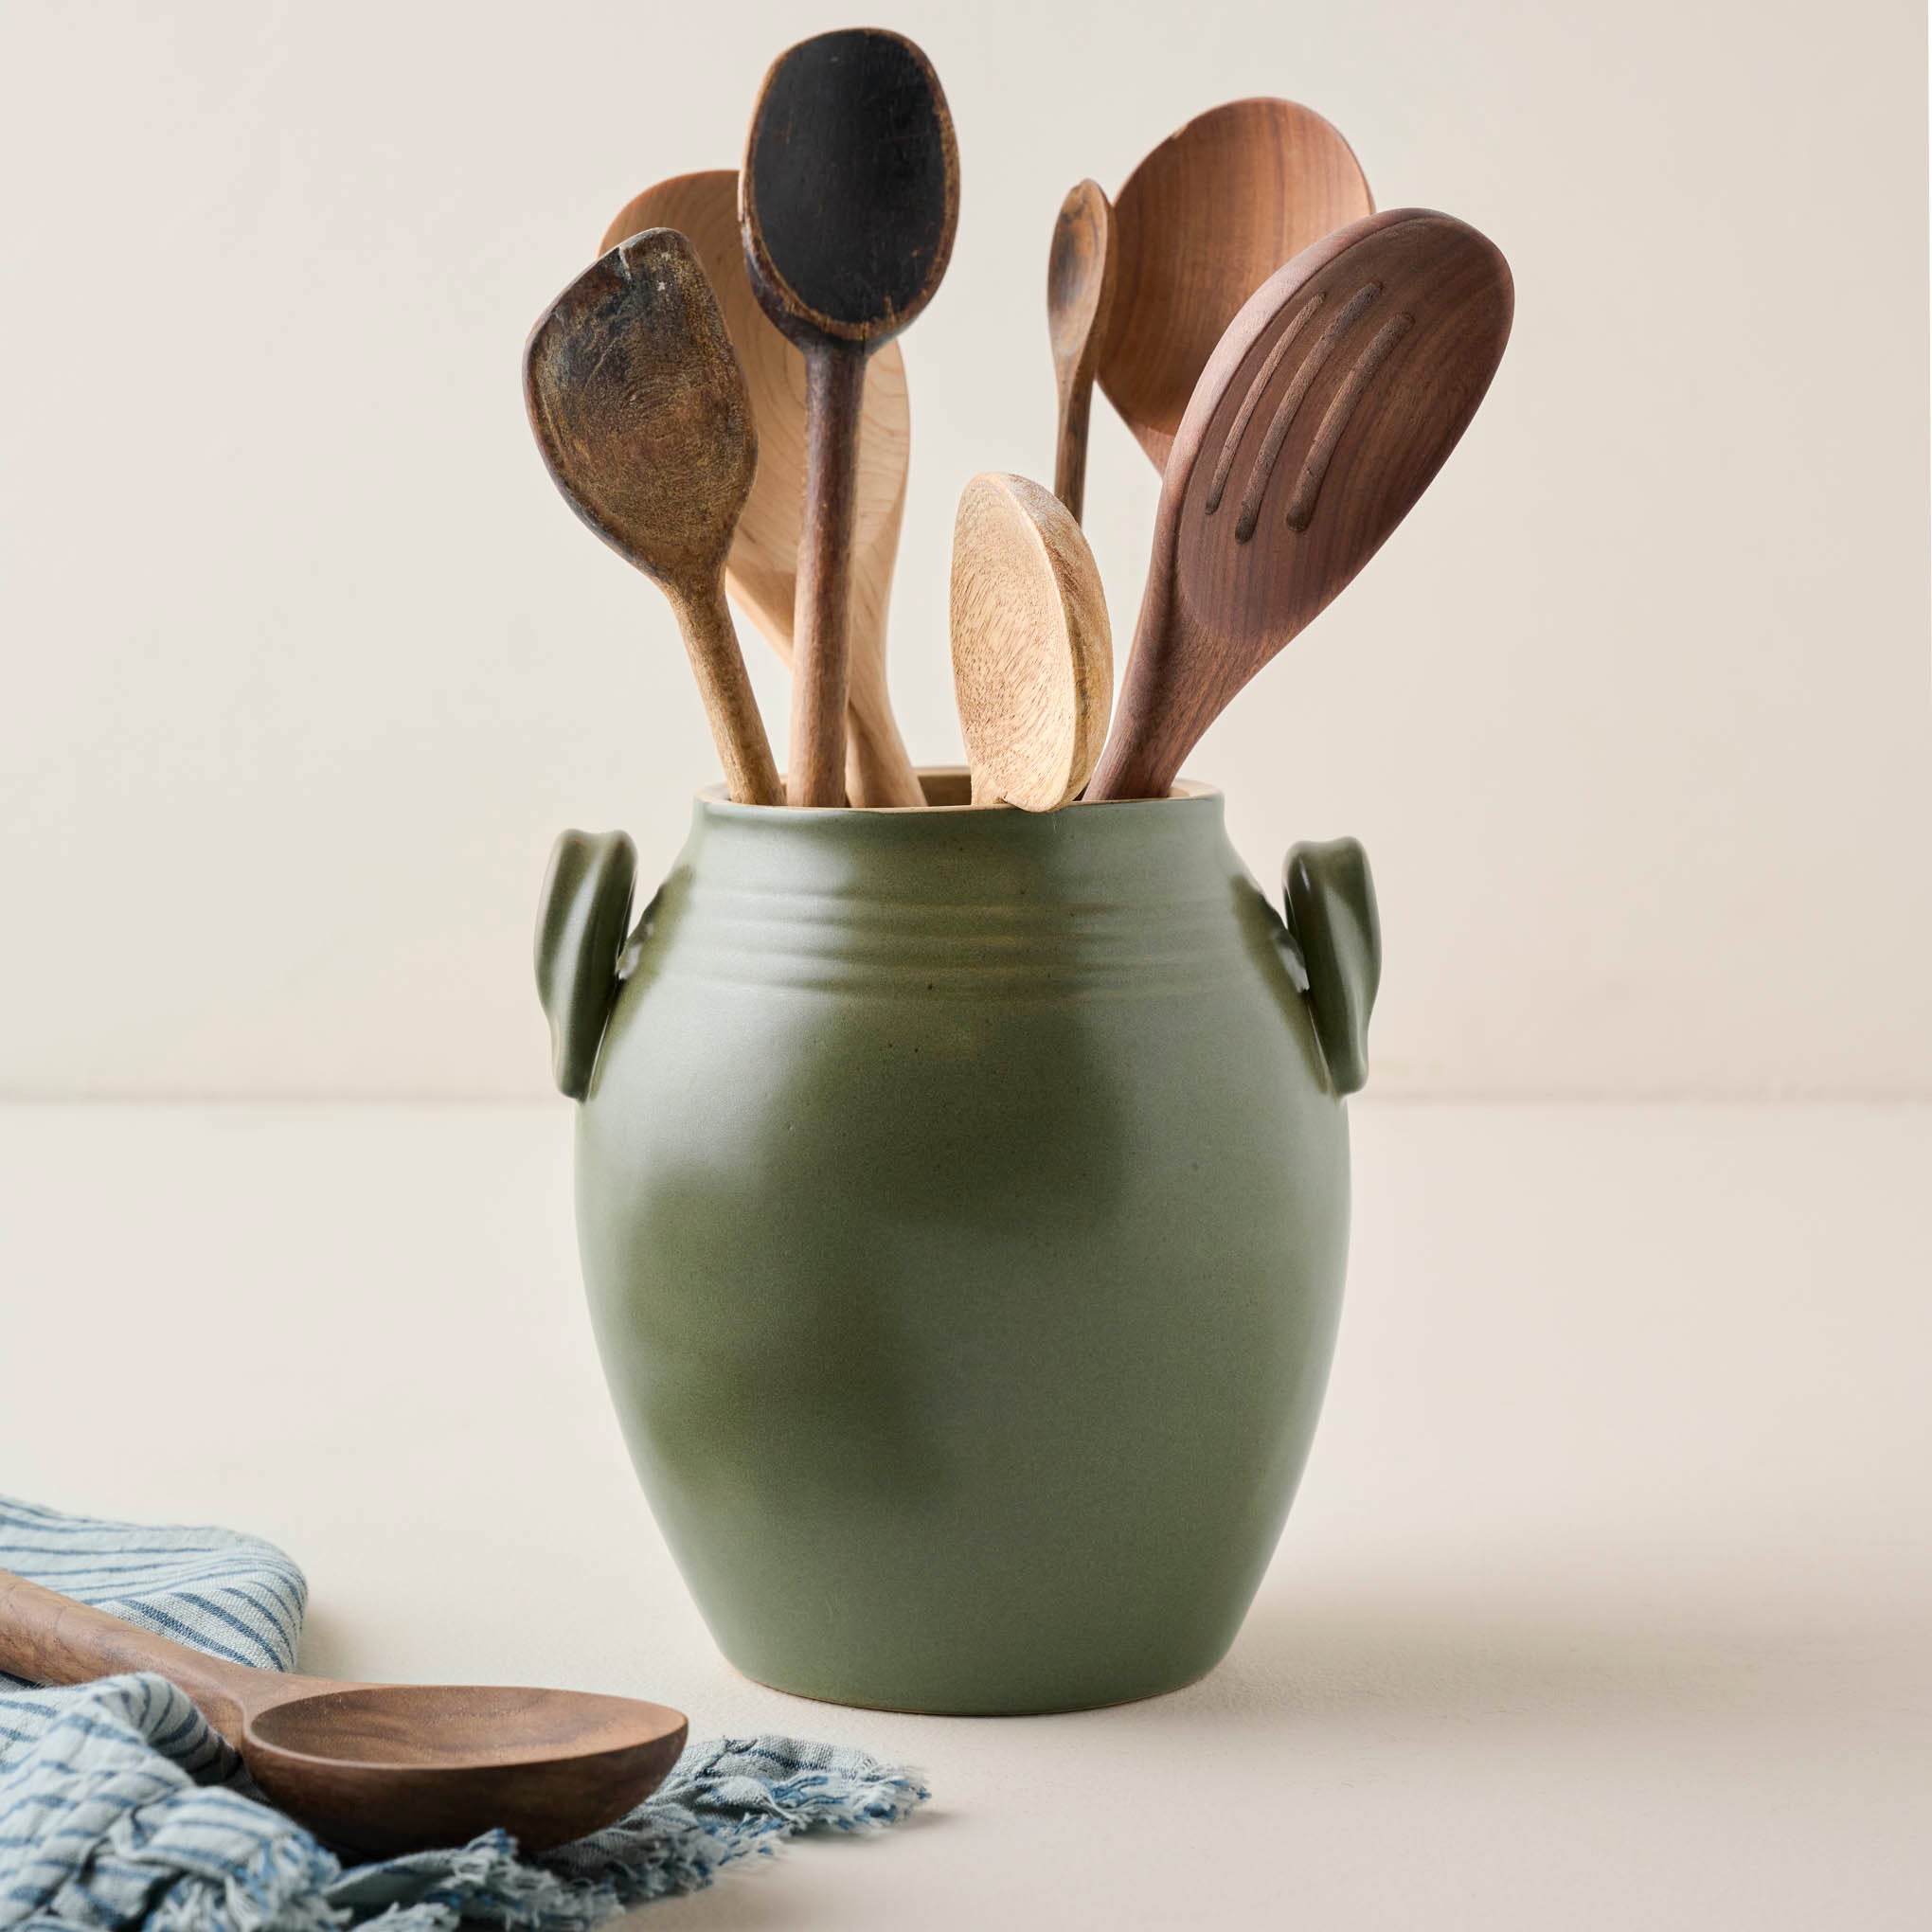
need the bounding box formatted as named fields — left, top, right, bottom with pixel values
left=0, top=1496, right=927, bottom=1930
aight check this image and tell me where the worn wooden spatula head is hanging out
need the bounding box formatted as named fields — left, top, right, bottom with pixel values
left=1086, top=209, right=1513, bottom=801
left=525, top=227, right=781, bottom=806
left=599, top=172, right=923, bottom=807
left=524, top=227, right=755, bottom=590
left=599, top=174, right=911, bottom=638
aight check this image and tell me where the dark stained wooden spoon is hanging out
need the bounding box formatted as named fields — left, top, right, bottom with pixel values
left=741, top=27, right=959, bottom=805
left=1101, top=98, right=1373, bottom=474
left=0, top=1567, right=688, bottom=1856
left=1046, top=180, right=1118, bottom=522
left=1086, top=209, right=1513, bottom=801
left=525, top=228, right=781, bottom=805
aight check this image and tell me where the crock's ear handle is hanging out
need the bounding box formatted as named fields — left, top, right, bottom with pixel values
left=535, top=830, right=637, bottom=1101
left=1282, top=838, right=1380, bottom=1097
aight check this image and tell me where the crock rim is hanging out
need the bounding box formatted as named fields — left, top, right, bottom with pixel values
left=694, top=768, right=1222, bottom=814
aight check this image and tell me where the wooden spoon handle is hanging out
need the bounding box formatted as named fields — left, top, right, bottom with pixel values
left=0, top=1566, right=259, bottom=1740
left=1052, top=371, right=1095, bottom=524
left=669, top=577, right=784, bottom=806
left=791, top=340, right=867, bottom=807
left=845, top=707, right=924, bottom=808
left=844, top=607, right=923, bottom=807
left=1082, top=553, right=1180, bottom=802
left=717, top=581, right=921, bottom=808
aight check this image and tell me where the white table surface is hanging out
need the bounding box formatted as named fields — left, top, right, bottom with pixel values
left=1, top=1101, right=1925, bottom=1929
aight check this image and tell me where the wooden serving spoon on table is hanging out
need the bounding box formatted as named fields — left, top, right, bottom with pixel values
left=600, top=174, right=922, bottom=807
left=950, top=473, right=1112, bottom=812
left=525, top=229, right=781, bottom=805
left=1046, top=180, right=1118, bottom=522
left=1086, top=209, right=1513, bottom=801
left=1101, top=98, right=1374, bottom=474
left=0, top=1567, right=687, bottom=1856
left=742, top=27, right=959, bottom=805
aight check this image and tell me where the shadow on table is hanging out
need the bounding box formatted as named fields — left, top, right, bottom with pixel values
left=1110, top=1583, right=1842, bottom=1733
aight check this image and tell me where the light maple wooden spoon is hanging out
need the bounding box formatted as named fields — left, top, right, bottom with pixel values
left=950, top=473, right=1112, bottom=812
left=742, top=27, right=959, bottom=806
left=525, top=228, right=781, bottom=805
left=1087, top=209, right=1513, bottom=801
left=1046, top=180, right=1118, bottom=523
left=0, top=1567, right=687, bottom=1856
left=1100, top=98, right=1374, bottom=474
left=601, top=174, right=922, bottom=807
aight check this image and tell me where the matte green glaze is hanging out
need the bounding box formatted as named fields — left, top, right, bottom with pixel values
left=1283, top=838, right=1381, bottom=1098
left=536, top=831, right=637, bottom=1101
left=539, top=774, right=1378, bottom=1713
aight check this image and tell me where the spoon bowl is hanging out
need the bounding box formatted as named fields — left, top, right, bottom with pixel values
left=242, top=1681, right=688, bottom=1855
left=950, top=472, right=1112, bottom=811
left=741, top=30, right=958, bottom=349
left=1102, top=98, right=1374, bottom=473
left=0, top=1567, right=689, bottom=1856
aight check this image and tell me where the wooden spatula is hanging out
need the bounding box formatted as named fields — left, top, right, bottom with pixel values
left=1086, top=209, right=1513, bottom=801
left=600, top=174, right=923, bottom=807
left=950, top=472, right=1112, bottom=811
left=524, top=229, right=781, bottom=805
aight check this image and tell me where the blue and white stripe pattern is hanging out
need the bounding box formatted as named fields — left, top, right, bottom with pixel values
left=0, top=1498, right=928, bottom=1930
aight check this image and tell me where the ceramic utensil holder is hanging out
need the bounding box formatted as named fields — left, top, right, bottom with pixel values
left=535, top=771, right=1379, bottom=1714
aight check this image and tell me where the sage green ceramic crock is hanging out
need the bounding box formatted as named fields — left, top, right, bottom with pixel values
left=535, top=772, right=1379, bottom=1714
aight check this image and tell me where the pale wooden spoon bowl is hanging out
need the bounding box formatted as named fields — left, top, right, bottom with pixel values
left=0, top=1568, right=688, bottom=1856
left=601, top=173, right=922, bottom=807
left=950, top=472, right=1112, bottom=812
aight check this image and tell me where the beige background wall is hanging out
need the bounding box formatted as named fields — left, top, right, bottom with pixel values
left=1, top=0, right=1925, bottom=1098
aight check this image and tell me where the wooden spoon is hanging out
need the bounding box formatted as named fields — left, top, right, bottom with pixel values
left=1046, top=180, right=1118, bottom=522
left=0, top=1567, right=687, bottom=1856
left=1101, top=98, right=1374, bottom=473
left=742, top=27, right=959, bottom=806
left=950, top=473, right=1112, bottom=812
left=600, top=175, right=922, bottom=807
left=525, top=229, right=780, bottom=805
left=1086, top=209, right=1513, bottom=801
